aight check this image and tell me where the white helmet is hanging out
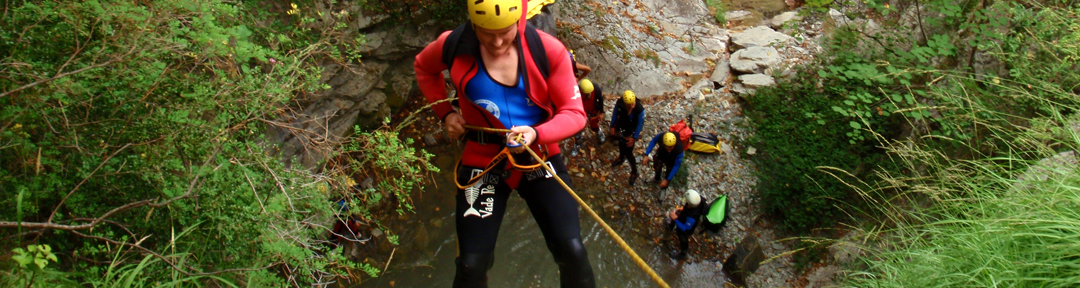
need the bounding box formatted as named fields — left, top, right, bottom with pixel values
left=685, top=189, right=701, bottom=206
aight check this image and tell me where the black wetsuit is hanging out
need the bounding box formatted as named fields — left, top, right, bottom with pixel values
left=669, top=201, right=706, bottom=254
left=455, top=154, right=594, bottom=288
left=609, top=98, right=644, bottom=178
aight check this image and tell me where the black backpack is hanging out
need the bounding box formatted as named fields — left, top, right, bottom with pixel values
left=691, top=132, right=720, bottom=146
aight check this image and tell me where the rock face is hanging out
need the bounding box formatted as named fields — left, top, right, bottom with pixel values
left=553, top=0, right=728, bottom=98
left=268, top=3, right=442, bottom=170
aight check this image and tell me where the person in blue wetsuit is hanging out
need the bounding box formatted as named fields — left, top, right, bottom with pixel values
left=609, top=90, right=645, bottom=185
left=667, top=189, right=704, bottom=260
left=643, top=131, right=684, bottom=189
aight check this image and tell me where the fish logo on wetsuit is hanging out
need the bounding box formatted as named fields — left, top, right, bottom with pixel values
left=463, top=169, right=497, bottom=218
left=473, top=99, right=501, bottom=119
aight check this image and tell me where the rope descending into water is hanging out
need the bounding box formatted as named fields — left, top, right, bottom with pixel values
left=464, top=125, right=671, bottom=288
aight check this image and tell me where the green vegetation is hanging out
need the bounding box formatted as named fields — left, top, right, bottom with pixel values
left=1, top=0, right=437, bottom=286
left=705, top=0, right=727, bottom=24
left=746, top=0, right=1080, bottom=284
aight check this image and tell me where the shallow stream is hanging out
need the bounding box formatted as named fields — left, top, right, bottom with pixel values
left=357, top=145, right=728, bottom=287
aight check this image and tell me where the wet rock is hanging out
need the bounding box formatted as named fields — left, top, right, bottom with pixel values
left=730, top=26, right=793, bottom=50
left=724, top=235, right=767, bottom=286
left=730, top=46, right=781, bottom=74
left=424, top=133, right=438, bottom=146
left=739, top=74, right=776, bottom=88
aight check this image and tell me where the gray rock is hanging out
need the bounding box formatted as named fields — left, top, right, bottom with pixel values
left=683, top=78, right=715, bottom=100
left=746, top=146, right=757, bottom=155
left=805, top=265, right=838, bottom=288
left=721, top=142, right=732, bottom=154
left=730, top=26, right=793, bottom=50
left=829, top=241, right=861, bottom=264
left=823, top=9, right=852, bottom=35
left=770, top=11, right=803, bottom=29
left=730, top=46, right=781, bottom=74
left=725, top=10, right=753, bottom=22
left=710, top=59, right=731, bottom=86
left=739, top=74, right=776, bottom=88
left=371, top=227, right=384, bottom=238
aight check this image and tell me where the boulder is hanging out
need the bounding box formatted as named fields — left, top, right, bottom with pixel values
left=739, top=74, right=776, bottom=88
left=682, top=78, right=715, bottom=100
left=710, top=59, right=731, bottom=87
left=725, top=10, right=753, bottom=22
left=730, top=26, right=793, bottom=50
left=730, top=46, right=781, bottom=74
left=770, top=11, right=802, bottom=28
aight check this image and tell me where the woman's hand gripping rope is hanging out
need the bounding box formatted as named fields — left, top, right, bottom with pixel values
left=462, top=124, right=671, bottom=288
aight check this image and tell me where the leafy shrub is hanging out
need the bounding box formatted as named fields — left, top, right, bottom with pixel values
left=744, top=80, right=894, bottom=230
left=0, top=0, right=429, bottom=285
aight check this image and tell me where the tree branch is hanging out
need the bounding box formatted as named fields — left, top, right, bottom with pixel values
left=0, top=44, right=138, bottom=99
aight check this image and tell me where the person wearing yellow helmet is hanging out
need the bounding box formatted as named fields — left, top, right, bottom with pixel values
left=413, top=0, right=596, bottom=286
left=643, top=131, right=685, bottom=189
left=609, top=90, right=645, bottom=185
left=570, top=79, right=605, bottom=156
left=569, top=49, right=591, bottom=81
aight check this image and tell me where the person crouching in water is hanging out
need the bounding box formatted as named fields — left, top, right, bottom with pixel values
left=413, top=0, right=596, bottom=286
left=642, top=132, right=684, bottom=189
left=668, top=189, right=705, bottom=260
left=609, top=90, right=644, bottom=185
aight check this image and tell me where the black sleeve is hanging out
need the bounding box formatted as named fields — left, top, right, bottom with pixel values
left=593, top=84, right=604, bottom=114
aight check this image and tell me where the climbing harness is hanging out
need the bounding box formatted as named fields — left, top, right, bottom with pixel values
left=457, top=125, right=672, bottom=288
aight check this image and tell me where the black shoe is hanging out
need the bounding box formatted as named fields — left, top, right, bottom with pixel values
left=669, top=250, right=687, bottom=260
left=629, top=173, right=638, bottom=185
left=610, top=160, right=622, bottom=168
left=651, top=176, right=660, bottom=183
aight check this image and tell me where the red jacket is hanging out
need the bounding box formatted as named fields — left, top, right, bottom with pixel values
left=415, top=25, right=585, bottom=171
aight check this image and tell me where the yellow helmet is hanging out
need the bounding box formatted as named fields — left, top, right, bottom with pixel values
left=468, top=0, right=522, bottom=30
left=622, top=90, right=636, bottom=106
left=579, top=79, right=594, bottom=94
left=663, top=132, right=677, bottom=147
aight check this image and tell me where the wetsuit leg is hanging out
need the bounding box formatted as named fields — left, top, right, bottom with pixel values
left=454, top=166, right=513, bottom=288
left=677, top=231, right=691, bottom=252
left=652, top=158, right=664, bottom=182
left=454, top=252, right=494, bottom=288
left=612, top=138, right=628, bottom=166
left=519, top=155, right=596, bottom=288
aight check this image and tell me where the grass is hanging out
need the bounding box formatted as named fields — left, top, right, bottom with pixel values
left=838, top=72, right=1080, bottom=287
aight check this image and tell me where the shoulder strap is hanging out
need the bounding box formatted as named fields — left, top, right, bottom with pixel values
left=441, top=23, right=551, bottom=79
left=523, top=25, right=550, bottom=79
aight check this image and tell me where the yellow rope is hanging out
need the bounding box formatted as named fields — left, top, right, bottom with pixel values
left=463, top=125, right=671, bottom=288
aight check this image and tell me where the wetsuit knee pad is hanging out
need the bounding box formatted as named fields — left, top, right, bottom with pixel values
left=454, top=253, right=494, bottom=288
left=547, top=238, right=596, bottom=288
left=546, top=238, right=590, bottom=266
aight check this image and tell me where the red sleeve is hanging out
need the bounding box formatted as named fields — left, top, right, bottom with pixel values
left=532, top=32, right=586, bottom=144
left=414, top=31, right=455, bottom=120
